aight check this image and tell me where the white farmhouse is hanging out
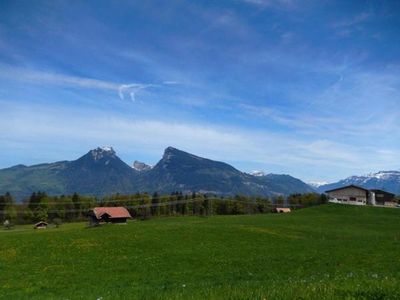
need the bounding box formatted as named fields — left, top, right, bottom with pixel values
left=325, top=185, right=395, bottom=206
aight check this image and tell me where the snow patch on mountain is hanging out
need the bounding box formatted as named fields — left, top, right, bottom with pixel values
left=89, top=146, right=116, bottom=161
left=367, top=171, right=400, bottom=180
left=341, top=171, right=400, bottom=185
left=308, top=181, right=329, bottom=188
left=100, top=146, right=114, bottom=152
left=249, top=170, right=266, bottom=177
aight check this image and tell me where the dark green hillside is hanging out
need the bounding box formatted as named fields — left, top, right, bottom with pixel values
left=257, top=173, right=315, bottom=196
left=1, top=204, right=400, bottom=299
left=0, top=162, right=68, bottom=200
left=0, top=148, right=139, bottom=200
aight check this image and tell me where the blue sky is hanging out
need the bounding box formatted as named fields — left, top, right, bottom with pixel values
left=0, top=0, right=399, bottom=183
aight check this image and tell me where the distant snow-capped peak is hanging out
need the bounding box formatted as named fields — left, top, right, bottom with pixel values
left=100, top=146, right=114, bottom=152
left=250, top=170, right=266, bottom=177
left=343, top=170, right=400, bottom=184
left=366, top=170, right=400, bottom=180
left=308, top=181, right=329, bottom=188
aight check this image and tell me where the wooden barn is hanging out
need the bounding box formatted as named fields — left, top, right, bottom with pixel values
left=34, top=221, right=48, bottom=229
left=89, top=207, right=132, bottom=225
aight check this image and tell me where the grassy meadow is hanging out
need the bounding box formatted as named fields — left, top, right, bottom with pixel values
left=1, top=204, right=400, bottom=299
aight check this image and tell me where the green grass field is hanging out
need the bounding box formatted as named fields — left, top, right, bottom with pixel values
left=1, top=204, right=400, bottom=299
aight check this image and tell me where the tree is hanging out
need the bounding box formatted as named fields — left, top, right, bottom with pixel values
left=151, top=192, right=160, bottom=217
left=204, top=194, right=212, bottom=216
left=0, top=193, right=16, bottom=222
left=287, top=194, right=302, bottom=205
left=140, top=193, right=151, bottom=220
left=34, top=207, right=48, bottom=222
left=256, top=197, right=270, bottom=213
left=182, top=194, right=189, bottom=216
left=0, top=194, right=6, bottom=221
left=72, top=192, right=81, bottom=218
left=28, top=191, right=47, bottom=210
left=216, top=197, right=228, bottom=215
left=275, top=196, right=285, bottom=206
left=3, top=206, right=17, bottom=222
left=169, top=192, right=178, bottom=215
left=319, top=193, right=328, bottom=204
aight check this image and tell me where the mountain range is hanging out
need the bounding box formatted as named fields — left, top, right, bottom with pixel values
left=0, top=146, right=314, bottom=200
left=316, top=171, right=400, bottom=195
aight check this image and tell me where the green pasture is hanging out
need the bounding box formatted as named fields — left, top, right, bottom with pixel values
left=1, top=204, right=399, bottom=299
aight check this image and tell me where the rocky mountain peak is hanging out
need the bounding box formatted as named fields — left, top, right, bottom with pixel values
left=163, top=146, right=179, bottom=157
left=89, top=146, right=116, bottom=161
left=133, top=160, right=152, bottom=171
left=162, top=146, right=187, bottom=161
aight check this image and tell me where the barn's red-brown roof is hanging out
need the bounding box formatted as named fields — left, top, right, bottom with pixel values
left=93, top=207, right=132, bottom=219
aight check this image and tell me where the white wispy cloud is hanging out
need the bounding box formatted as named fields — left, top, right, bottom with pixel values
left=0, top=65, right=177, bottom=103
left=118, top=83, right=157, bottom=102
left=0, top=65, right=119, bottom=90
left=1, top=101, right=399, bottom=181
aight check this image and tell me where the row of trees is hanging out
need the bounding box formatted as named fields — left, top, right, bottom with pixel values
left=1, top=191, right=328, bottom=225
left=0, top=192, right=17, bottom=221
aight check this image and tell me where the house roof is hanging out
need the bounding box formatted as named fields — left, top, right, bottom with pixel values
left=93, top=207, right=132, bottom=219
left=34, top=221, right=48, bottom=226
left=325, top=184, right=369, bottom=193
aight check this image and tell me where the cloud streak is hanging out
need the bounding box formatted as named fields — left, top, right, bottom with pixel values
left=118, top=83, right=156, bottom=102
left=0, top=65, right=178, bottom=103
left=0, top=65, right=119, bottom=91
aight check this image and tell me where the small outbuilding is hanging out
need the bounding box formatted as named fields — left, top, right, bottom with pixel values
left=276, top=207, right=291, bottom=213
left=89, top=207, right=132, bottom=225
left=34, top=221, right=48, bottom=229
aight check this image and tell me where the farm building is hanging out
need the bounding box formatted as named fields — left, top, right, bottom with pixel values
left=326, top=185, right=369, bottom=205
left=89, top=207, right=132, bottom=225
left=325, top=185, right=395, bottom=206
left=370, top=189, right=396, bottom=206
left=276, top=207, right=291, bottom=213
left=34, top=221, right=48, bottom=229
